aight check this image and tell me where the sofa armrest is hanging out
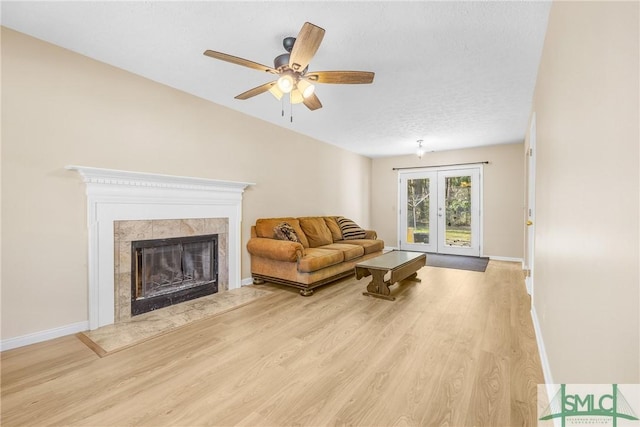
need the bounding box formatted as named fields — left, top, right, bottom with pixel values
left=247, top=238, right=304, bottom=262
left=364, top=230, right=377, bottom=240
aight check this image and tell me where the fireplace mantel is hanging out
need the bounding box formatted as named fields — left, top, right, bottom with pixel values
left=67, top=165, right=254, bottom=330
left=66, top=165, right=253, bottom=193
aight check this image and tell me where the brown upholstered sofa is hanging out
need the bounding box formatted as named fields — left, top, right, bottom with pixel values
left=247, top=216, right=384, bottom=295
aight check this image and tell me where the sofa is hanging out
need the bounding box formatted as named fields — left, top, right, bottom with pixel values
left=247, top=216, right=384, bottom=295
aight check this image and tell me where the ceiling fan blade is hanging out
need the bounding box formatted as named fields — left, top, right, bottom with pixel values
left=289, top=22, right=325, bottom=72
left=306, top=71, right=375, bottom=84
left=303, top=93, right=323, bottom=111
left=203, top=50, right=277, bottom=74
left=235, top=81, right=277, bottom=100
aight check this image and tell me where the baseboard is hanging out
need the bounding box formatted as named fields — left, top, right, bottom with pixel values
left=241, top=277, right=254, bottom=286
left=525, top=276, right=533, bottom=295
left=531, top=305, right=555, bottom=395
left=385, top=250, right=521, bottom=263
left=1, top=321, right=89, bottom=352
left=487, top=255, right=523, bottom=263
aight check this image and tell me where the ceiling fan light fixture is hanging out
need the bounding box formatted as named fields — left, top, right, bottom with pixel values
left=290, top=88, right=305, bottom=104
left=268, top=84, right=284, bottom=100
left=277, top=73, right=295, bottom=93
left=296, top=78, right=315, bottom=98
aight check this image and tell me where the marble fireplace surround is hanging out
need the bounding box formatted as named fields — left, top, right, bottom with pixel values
left=114, top=218, right=229, bottom=324
left=67, top=166, right=253, bottom=330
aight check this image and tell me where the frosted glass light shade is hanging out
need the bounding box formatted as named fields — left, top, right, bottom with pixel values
left=289, top=88, right=304, bottom=104
left=297, top=79, right=315, bottom=98
left=269, top=85, right=284, bottom=100
left=277, top=74, right=294, bottom=93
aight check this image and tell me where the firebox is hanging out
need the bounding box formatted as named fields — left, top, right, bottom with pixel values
left=130, top=234, right=218, bottom=316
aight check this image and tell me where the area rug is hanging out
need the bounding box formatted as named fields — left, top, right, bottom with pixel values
left=77, top=286, right=273, bottom=357
left=426, top=253, right=489, bottom=272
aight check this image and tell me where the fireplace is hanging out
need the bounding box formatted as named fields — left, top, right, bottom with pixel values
left=66, top=165, right=253, bottom=330
left=131, top=234, right=219, bottom=315
left=113, top=218, right=229, bottom=324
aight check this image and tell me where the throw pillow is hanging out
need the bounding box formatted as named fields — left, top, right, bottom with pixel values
left=273, top=222, right=300, bottom=243
left=337, top=217, right=366, bottom=240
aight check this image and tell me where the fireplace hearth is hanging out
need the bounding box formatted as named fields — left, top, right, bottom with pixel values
left=131, top=234, right=218, bottom=316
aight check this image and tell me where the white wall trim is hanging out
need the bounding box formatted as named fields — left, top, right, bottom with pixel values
left=531, top=305, right=555, bottom=397
left=0, top=321, right=89, bottom=352
left=525, top=276, right=533, bottom=295
left=67, top=165, right=254, bottom=330
left=383, top=249, right=521, bottom=263
left=487, top=255, right=523, bottom=263
left=241, top=277, right=254, bottom=286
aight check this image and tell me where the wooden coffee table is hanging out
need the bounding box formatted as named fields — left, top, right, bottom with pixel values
left=355, top=251, right=426, bottom=301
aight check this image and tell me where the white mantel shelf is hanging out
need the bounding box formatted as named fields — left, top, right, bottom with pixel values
left=66, top=165, right=254, bottom=192
left=67, top=165, right=254, bottom=330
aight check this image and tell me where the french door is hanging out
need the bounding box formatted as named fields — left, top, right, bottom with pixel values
left=399, top=166, right=481, bottom=256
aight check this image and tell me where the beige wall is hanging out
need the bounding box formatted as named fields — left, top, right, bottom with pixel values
left=529, top=1, right=639, bottom=382
left=371, top=143, right=525, bottom=259
left=0, top=28, right=371, bottom=340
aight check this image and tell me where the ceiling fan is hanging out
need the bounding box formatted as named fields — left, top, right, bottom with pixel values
left=203, top=22, right=375, bottom=111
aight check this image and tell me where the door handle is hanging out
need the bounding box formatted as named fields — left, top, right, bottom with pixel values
left=527, top=220, right=533, bottom=226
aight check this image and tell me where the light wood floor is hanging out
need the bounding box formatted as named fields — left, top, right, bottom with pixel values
left=1, top=261, right=544, bottom=426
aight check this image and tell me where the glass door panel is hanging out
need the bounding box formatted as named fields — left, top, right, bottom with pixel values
left=444, top=175, right=472, bottom=248
left=408, top=177, right=430, bottom=244
left=437, top=169, right=480, bottom=256
left=399, top=167, right=481, bottom=256
left=399, top=171, right=437, bottom=252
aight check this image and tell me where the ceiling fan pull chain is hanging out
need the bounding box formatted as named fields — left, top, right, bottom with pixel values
left=290, top=94, right=294, bottom=123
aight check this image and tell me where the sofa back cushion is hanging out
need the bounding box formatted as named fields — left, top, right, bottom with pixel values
left=323, top=216, right=343, bottom=242
left=299, top=217, right=333, bottom=248
left=255, top=218, right=310, bottom=248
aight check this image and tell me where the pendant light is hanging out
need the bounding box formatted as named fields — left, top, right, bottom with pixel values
left=417, top=140, right=425, bottom=159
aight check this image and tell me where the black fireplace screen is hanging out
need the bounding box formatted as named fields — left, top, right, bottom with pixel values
left=131, top=234, right=218, bottom=315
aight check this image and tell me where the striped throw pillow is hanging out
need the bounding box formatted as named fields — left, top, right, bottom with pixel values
left=337, top=217, right=366, bottom=240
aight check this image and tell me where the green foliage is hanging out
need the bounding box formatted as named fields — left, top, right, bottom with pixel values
left=445, top=176, right=471, bottom=227
left=407, top=178, right=430, bottom=229
left=406, top=175, right=472, bottom=230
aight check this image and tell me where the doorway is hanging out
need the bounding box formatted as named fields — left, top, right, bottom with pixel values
left=398, top=166, right=482, bottom=256
left=525, top=113, right=536, bottom=296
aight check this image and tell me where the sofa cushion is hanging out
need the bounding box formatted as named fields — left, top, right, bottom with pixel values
left=256, top=218, right=309, bottom=248
left=299, top=217, right=333, bottom=247
left=337, top=217, right=366, bottom=240
left=298, top=248, right=344, bottom=273
left=273, top=222, right=300, bottom=243
left=323, top=217, right=343, bottom=242
left=319, top=243, right=365, bottom=261
left=335, top=239, right=385, bottom=255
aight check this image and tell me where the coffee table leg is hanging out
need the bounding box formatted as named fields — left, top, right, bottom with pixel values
left=406, top=272, right=421, bottom=282
left=363, top=269, right=396, bottom=301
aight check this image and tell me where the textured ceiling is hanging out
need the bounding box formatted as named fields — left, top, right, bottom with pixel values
left=1, top=1, right=551, bottom=158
